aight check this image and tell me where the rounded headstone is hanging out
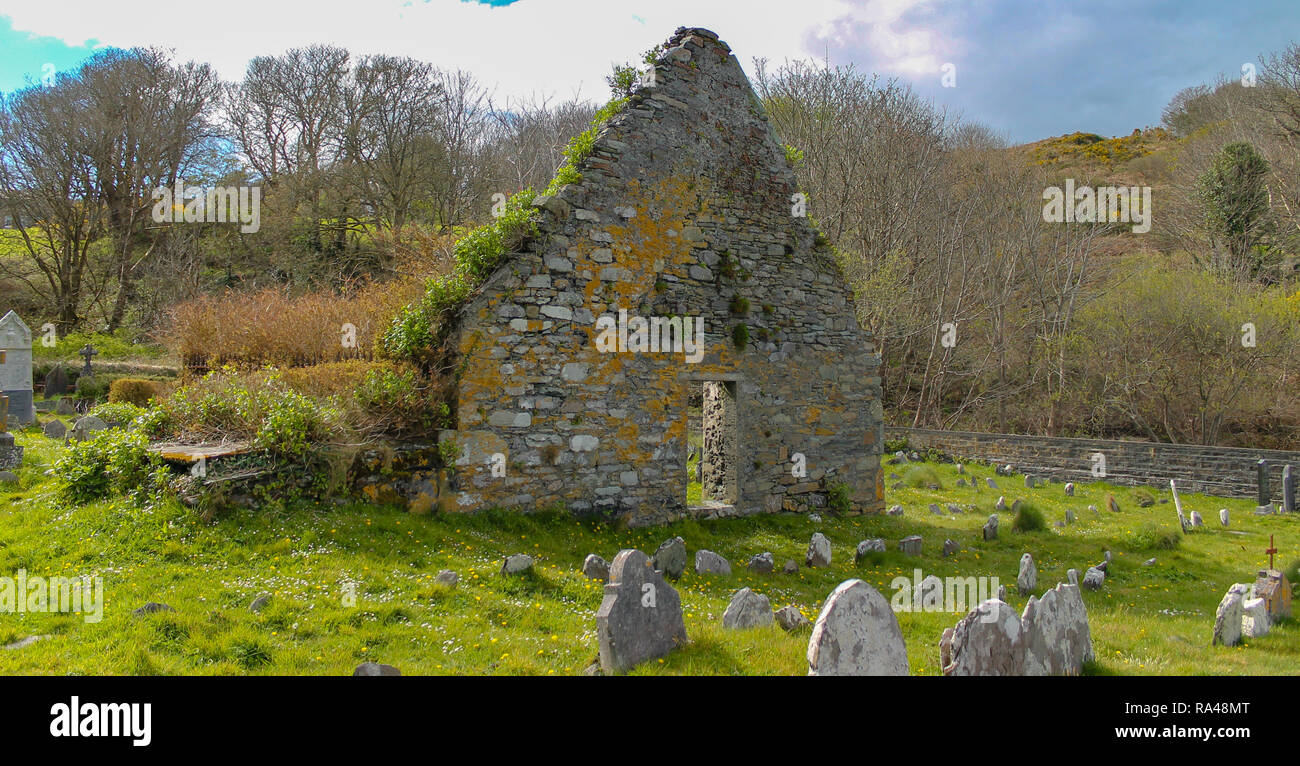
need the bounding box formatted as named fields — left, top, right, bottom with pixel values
left=807, top=579, right=908, bottom=676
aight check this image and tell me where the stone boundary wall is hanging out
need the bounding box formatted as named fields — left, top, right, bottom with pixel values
left=887, top=427, right=1300, bottom=501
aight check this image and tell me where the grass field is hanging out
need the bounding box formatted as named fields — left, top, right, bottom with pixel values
left=0, top=426, right=1296, bottom=675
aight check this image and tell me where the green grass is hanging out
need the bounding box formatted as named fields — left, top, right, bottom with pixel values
left=0, top=432, right=1296, bottom=675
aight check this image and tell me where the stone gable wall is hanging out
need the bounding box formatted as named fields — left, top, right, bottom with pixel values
left=440, top=28, right=882, bottom=525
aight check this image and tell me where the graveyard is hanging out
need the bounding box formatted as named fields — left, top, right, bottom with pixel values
left=0, top=420, right=1294, bottom=673
left=0, top=21, right=1298, bottom=680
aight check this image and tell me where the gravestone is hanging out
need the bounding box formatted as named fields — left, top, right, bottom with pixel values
left=1220, top=508, right=1230, bottom=526
left=0, top=311, right=33, bottom=425
left=942, top=600, right=1024, bottom=676
left=806, top=579, right=908, bottom=676
left=1212, top=583, right=1251, bottom=647
left=1285, top=464, right=1296, bottom=514
left=78, top=344, right=98, bottom=378
left=1242, top=598, right=1270, bottom=638
left=983, top=514, right=998, bottom=541
left=722, top=587, right=773, bottom=629
left=1169, top=479, right=1188, bottom=532
left=653, top=536, right=687, bottom=580
left=805, top=532, right=831, bottom=567
left=1064, top=482, right=1074, bottom=496
left=596, top=549, right=688, bottom=673
left=747, top=551, right=774, bottom=574
left=942, top=539, right=959, bottom=557
left=1082, top=567, right=1105, bottom=590
left=582, top=554, right=610, bottom=582
left=775, top=605, right=810, bottom=632
left=1253, top=568, right=1291, bottom=620
left=1255, top=459, right=1272, bottom=514
left=1019, top=583, right=1094, bottom=675
left=899, top=535, right=922, bottom=556
left=694, top=549, right=731, bottom=575
left=43, top=364, right=69, bottom=397
left=854, top=538, right=885, bottom=563
left=1017, top=553, right=1037, bottom=595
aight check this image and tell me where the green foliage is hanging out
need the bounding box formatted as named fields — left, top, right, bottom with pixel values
left=382, top=190, right=537, bottom=365
left=826, top=481, right=852, bottom=514
left=731, top=323, right=749, bottom=350
left=544, top=98, right=628, bottom=197
left=31, top=330, right=165, bottom=362
left=900, top=464, right=941, bottom=489
left=108, top=377, right=162, bottom=406
left=883, top=436, right=910, bottom=454
left=1197, top=141, right=1274, bottom=262
left=353, top=367, right=446, bottom=435
left=784, top=143, right=804, bottom=167
left=729, top=295, right=750, bottom=315
left=1285, top=558, right=1300, bottom=584
left=1011, top=503, right=1046, bottom=533
left=75, top=375, right=111, bottom=400
left=89, top=401, right=145, bottom=427
left=438, top=438, right=462, bottom=469
left=253, top=389, right=336, bottom=459
left=1133, top=522, right=1182, bottom=551
left=55, top=428, right=170, bottom=506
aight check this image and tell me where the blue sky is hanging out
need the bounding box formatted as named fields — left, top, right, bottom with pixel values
left=0, top=0, right=1295, bottom=144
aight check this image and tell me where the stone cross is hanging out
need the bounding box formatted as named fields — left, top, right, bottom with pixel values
left=1285, top=465, right=1295, bottom=514
left=78, top=344, right=98, bottom=377
left=1256, top=459, right=1269, bottom=507
left=1266, top=534, right=1278, bottom=571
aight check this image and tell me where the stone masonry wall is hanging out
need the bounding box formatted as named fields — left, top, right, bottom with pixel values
left=439, top=28, right=883, bottom=526
left=890, top=426, right=1300, bottom=500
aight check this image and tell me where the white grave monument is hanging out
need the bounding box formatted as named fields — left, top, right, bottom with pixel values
left=0, top=311, right=34, bottom=425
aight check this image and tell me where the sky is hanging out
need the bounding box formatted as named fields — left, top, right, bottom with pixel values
left=0, top=0, right=1295, bottom=144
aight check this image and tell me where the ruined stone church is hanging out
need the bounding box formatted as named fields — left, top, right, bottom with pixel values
left=438, top=27, right=882, bottom=525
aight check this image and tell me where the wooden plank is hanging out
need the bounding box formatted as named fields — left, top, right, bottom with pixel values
left=149, top=442, right=252, bottom=463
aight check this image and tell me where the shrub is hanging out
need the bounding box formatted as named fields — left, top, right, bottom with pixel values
left=900, top=464, right=941, bottom=489
left=352, top=366, right=448, bottom=436
left=55, top=429, right=169, bottom=506
left=109, top=378, right=161, bottom=406
left=826, top=482, right=852, bottom=514
left=729, top=295, right=750, bottom=315
left=75, top=375, right=110, bottom=400
left=254, top=389, right=337, bottom=459
left=1132, top=522, right=1182, bottom=550
left=89, top=401, right=144, bottom=428
left=1283, top=558, right=1299, bottom=585
left=1012, top=503, right=1046, bottom=533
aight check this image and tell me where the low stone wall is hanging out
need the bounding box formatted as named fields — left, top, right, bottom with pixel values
left=887, top=427, right=1300, bottom=501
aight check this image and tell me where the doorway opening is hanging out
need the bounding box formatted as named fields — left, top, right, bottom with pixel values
left=686, top=379, right=738, bottom=509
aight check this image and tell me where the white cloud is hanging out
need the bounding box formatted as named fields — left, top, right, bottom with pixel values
left=1, top=0, right=949, bottom=98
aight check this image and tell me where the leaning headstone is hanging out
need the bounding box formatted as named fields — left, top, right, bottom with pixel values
left=500, top=554, right=534, bottom=575
left=42, top=419, right=66, bottom=440
left=694, top=549, right=731, bottom=576
left=43, top=364, right=69, bottom=397
left=747, top=552, right=774, bottom=574
left=805, top=532, right=831, bottom=567
left=995, top=496, right=1007, bottom=512
left=596, top=549, right=688, bottom=673
left=722, top=588, right=773, bottom=629
left=899, top=536, right=922, bottom=556
left=0, top=312, right=33, bottom=425
left=582, top=554, right=610, bottom=582
left=653, top=536, right=687, bottom=580
left=942, top=600, right=1024, bottom=676
left=986, top=477, right=998, bottom=490
left=1212, top=583, right=1251, bottom=647
left=806, top=579, right=908, bottom=676
left=1017, top=553, right=1037, bottom=595
left=854, top=539, right=885, bottom=563
left=1242, top=598, right=1271, bottom=638
left=249, top=593, right=271, bottom=613
left=775, top=605, right=810, bottom=632
left=983, top=515, right=999, bottom=541
left=71, top=415, right=108, bottom=442
left=1106, top=495, right=1120, bottom=513
left=1082, top=567, right=1105, bottom=591
left=1020, top=583, right=1094, bottom=675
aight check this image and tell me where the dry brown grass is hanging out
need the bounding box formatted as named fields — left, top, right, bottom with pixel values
left=167, top=278, right=426, bottom=371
